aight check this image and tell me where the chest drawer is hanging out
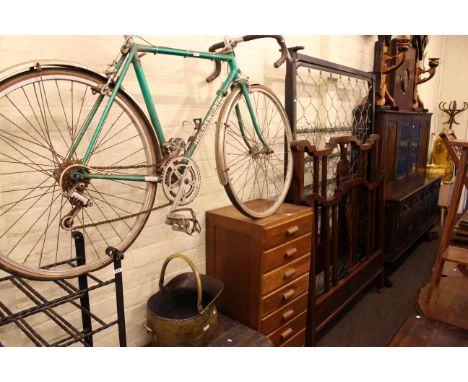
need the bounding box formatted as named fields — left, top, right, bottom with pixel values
left=263, top=214, right=312, bottom=250
left=260, top=292, right=308, bottom=335
left=262, top=234, right=311, bottom=273
left=267, top=310, right=307, bottom=346
left=260, top=273, right=309, bottom=317
left=261, top=254, right=310, bottom=295
left=281, top=328, right=305, bottom=347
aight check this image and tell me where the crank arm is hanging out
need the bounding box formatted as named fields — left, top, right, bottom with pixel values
left=169, top=172, right=191, bottom=213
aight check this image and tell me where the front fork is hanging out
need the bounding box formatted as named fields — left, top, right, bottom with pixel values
left=237, top=83, right=270, bottom=151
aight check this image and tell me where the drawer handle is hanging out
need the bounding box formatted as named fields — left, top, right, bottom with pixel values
left=280, top=328, right=294, bottom=341
left=282, top=288, right=295, bottom=301
left=286, top=226, right=299, bottom=236
left=283, top=268, right=296, bottom=280
left=285, top=247, right=298, bottom=258
left=282, top=309, right=295, bottom=322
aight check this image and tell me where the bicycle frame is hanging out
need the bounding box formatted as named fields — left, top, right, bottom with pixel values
left=66, top=41, right=267, bottom=183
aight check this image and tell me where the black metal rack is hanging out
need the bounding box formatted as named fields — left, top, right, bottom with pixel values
left=0, top=231, right=127, bottom=347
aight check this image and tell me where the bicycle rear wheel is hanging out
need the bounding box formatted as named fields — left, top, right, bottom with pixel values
left=0, top=66, right=158, bottom=280
left=216, top=84, right=293, bottom=219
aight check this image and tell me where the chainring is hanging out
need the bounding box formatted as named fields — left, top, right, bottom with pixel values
left=162, top=156, right=201, bottom=205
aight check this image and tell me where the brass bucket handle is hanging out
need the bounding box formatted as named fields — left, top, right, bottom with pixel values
left=159, top=253, right=203, bottom=313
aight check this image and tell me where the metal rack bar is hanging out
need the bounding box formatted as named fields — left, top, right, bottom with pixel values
left=0, top=231, right=127, bottom=347
left=9, top=278, right=87, bottom=346
left=0, top=300, right=48, bottom=346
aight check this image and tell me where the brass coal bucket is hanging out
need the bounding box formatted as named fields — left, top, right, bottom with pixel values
left=144, top=253, right=224, bottom=346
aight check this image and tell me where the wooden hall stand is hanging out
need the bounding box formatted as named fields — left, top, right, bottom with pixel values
left=418, top=133, right=468, bottom=330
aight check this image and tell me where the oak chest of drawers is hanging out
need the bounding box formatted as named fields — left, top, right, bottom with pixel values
left=206, top=203, right=313, bottom=346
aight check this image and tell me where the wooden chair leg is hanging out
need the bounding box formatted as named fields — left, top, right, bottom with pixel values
left=426, top=148, right=468, bottom=303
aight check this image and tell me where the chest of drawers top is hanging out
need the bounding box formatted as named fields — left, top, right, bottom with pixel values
left=206, top=203, right=313, bottom=249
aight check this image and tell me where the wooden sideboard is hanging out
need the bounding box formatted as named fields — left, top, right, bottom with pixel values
left=375, top=110, right=441, bottom=262
left=206, top=203, right=313, bottom=347
left=385, top=175, right=441, bottom=262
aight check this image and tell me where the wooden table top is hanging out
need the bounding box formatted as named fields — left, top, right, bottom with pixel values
left=208, top=314, right=273, bottom=347
left=389, top=314, right=468, bottom=347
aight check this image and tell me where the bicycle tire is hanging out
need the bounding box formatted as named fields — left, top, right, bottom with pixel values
left=0, top=66, right=158, bottom=280
left=215, top=84, right=293, bottom=219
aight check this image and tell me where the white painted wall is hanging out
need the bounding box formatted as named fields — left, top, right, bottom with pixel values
left=0, top=35, right=463, bottom=346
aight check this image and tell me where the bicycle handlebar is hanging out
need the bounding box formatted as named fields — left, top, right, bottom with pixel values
left=206, top=35, right=289, bottom=83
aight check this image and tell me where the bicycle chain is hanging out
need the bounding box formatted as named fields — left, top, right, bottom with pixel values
left=73, top=201, right=172, bottom=229
left=90, top=163, right=159, bottom=171
left=72, top=163, right=174, bottom=229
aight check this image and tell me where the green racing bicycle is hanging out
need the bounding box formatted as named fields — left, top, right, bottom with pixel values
left=0, top=35, right=293, bottom=280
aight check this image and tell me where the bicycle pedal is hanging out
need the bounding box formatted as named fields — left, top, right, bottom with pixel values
left=165, top=208, right=201, bottom=235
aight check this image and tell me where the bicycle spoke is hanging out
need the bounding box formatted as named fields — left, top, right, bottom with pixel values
left=240, top=158, right=253, bottom=200
left=226, top=127, right=252, bottom=151
left=0, top=126, right=57, bottom=155
left=90, top=112, right=126, bottom=155
left=74, top=85, right=89, bottom=139
left=85, top=188, right=144, bottom=205
left=227, top=156, right=251, bottom=177
left=81, top=208, right=110, bottom=248
left=86, top=189, right=136, bottom=215
left=75, top=213, right=101, bottom=260
left=0, top=135, right=55, bottom=177
left=0, top=131, right=56, bottom=168
left=85, top=193, right=123, bottom=241
left=0, top=68, right=156, bottom=279
left=54, top=195, right=65, bottom=267
left=110, top=179, right=147, bottom=191
left=230, top=158, right=252, bottom=187
left=41, top=79, right=71, bottom=151
left=91, top=133, right=139, bottom=157
left=54, top=80, right=72, bottom=140
left=1, top=181, right=56, bottom=240
left=3, top=95, right=55, bottom=149
left=86, top=183, right=132, bottom=230
left=34, top=81, right=59, bottom=166
left=70, top=81, right=74, bottom=140
left=0, top=184, right=53, bottom=194
left=20, top=88, right=53, bottom=149
left=93, top=148, right=144, bottom=172
left=0, top=176, right=53, bottom=218
left=247, top=160, right=261, bottom=202
left=0, top=157, right=54, bottom=169
left=9, top=190, right=62, bottom=258
left=0, top=189, right=56, bottom=208
left=38, top=183, right=58, bottom=267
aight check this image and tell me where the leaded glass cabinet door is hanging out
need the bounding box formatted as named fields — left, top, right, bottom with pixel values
left=408, top=119, right=421, bottom=174
left=396, top=119, right=411, bottom=179
left=394, top=115, right=430, bottom=180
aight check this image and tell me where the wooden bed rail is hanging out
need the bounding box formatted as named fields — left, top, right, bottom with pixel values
left=286, top=134, right=385, bottom=345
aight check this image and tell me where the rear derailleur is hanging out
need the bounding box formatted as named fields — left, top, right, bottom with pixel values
left=60, top=183, right=92, bottom=231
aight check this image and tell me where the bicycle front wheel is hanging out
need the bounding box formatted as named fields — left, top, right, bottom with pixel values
left=0, top=66, right=158, bottom=280
left=216, top=84, right=293, bottom=219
